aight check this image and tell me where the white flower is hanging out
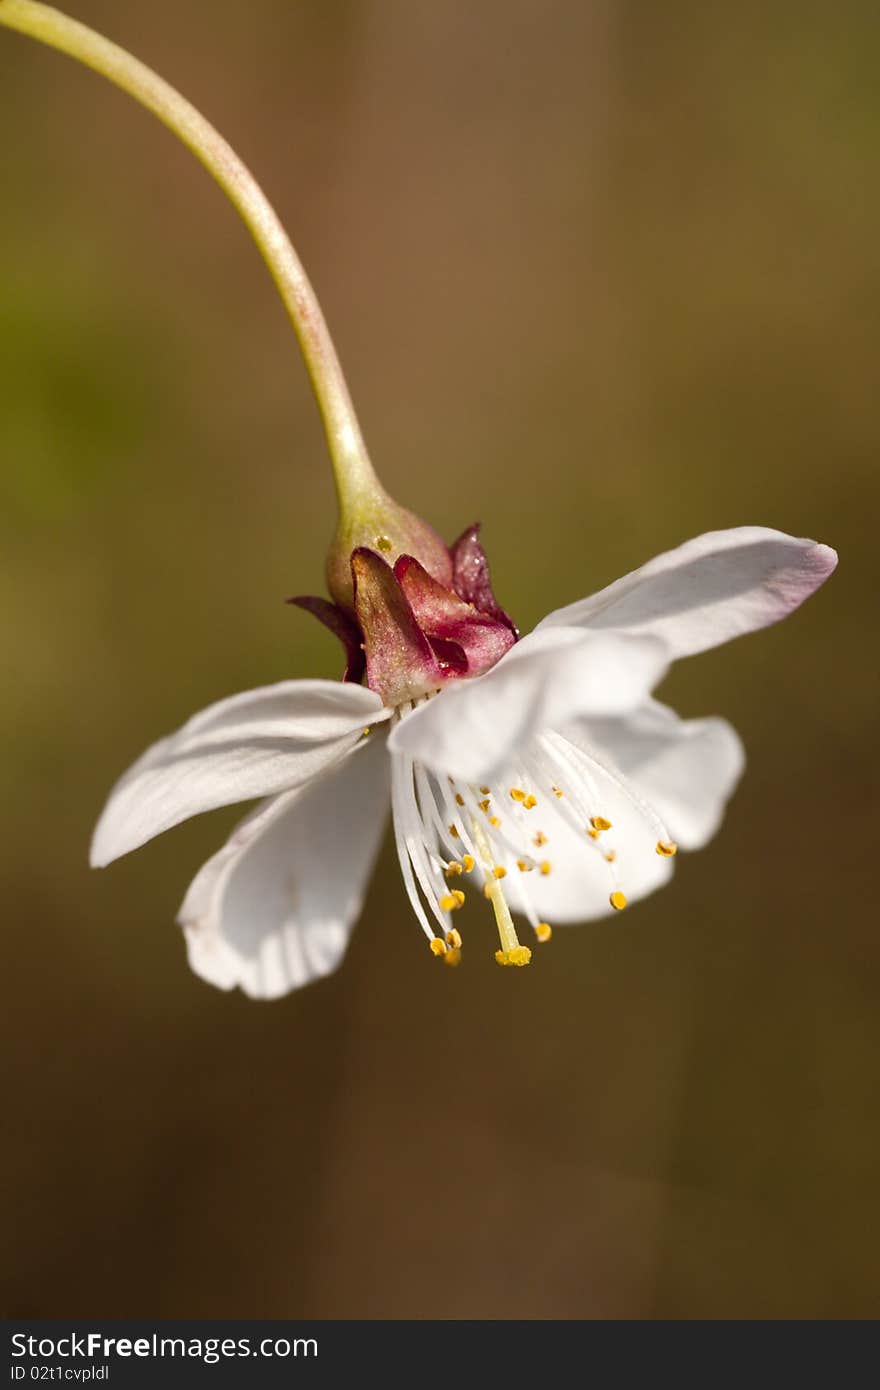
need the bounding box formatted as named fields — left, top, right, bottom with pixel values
left=91, top=526, right=836, bottom=996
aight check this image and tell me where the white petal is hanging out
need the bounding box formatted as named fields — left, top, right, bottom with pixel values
left=577, top=699, right=745, bottom=850
left=536, top=527, right=837, bottom=658
left=179, top=731, right=389, bottom=999
left=388, top=628, right=668, bottom=783
left=91, top=680, right=386, bottom=867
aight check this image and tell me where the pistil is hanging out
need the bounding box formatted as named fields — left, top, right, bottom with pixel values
left=468, top=812, right=531, bottom=966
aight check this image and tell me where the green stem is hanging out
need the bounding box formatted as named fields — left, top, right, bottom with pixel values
left=0, top=0, right=379, bottom=507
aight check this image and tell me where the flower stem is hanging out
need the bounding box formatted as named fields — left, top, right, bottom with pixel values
left=0, top=0, right=378, bottom=508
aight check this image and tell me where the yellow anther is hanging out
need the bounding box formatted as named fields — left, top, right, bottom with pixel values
left=605, top=849, right=617, bottom=863
left=430, top=938, right=448, bottom=957
left=480, top=786, right=491, bottom=795
left=445, top=860, right=463, bottom=877
left=495, top=949, right=510, bottom=966
left=439, top=892, right=464, bottom=912
left=489, top=815, right=501, bottom=828
left=533, top=831, right=548, bottom=847
left=443, top=947, right=462, bottom=967
left=523, top=794, right=537, bottom=810
left=455, top=793, right=465, bottom=807
left=535, top=923, right=552, bottom=943
left=587, top=828, right=600, bottom=840
left=539, top=860, right=552, bottom=876
left=509, top=787, right=526, bottom=802
left=376, top=535, right=393, bottom=551
left=462, top=854, right=475, bottom=872
left=552, top=786, right=563, bottom=798
left=591, top=816, right=612, bottom=832
left=448, top=824, right=460, bottom=838
left=445, top=927, right=462, bottom=950
left=478, top=798, right=491, bottom=813
left=656, top=840, right=678, bottom=857
left=609, top=891, right=628, bottom=911
left=362, top=727, right=372, bottom=737
left=507, top=946, right=532, bottom=966
left=493, top=865, right=507, bottom=880
left=516, top=858, right=533, bottom=873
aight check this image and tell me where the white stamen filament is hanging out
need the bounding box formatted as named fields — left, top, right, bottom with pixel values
left=390, top=753, right=444, bottom=941
left=552, top=729, right=674, bottom=848
left=391, top=699, right=679, bottom=959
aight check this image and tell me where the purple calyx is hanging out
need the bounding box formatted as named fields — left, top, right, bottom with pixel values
left=289, top=522, right=517, bottom=707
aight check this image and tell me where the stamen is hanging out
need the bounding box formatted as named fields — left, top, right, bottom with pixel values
left=554, top=730, right=675, bottom=852
left=436, top=779, right=482, bottom=872
left=390, top=753, right=449, bottom=941
left=467, top=785, right=540, bottom=867
left=438, top=891, right=465, bottom=912
left=397, top=691, right=675, bottom=964
left=414, top=763, right=468, bottom=876
left=533, top=738, right=611, bottom=851
left=530, top=741, right=625, bottom=924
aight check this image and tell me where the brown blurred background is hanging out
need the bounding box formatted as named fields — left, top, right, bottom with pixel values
left=1, top=0, right=877, bottom=1318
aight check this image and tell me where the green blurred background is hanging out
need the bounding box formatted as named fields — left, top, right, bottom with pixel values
left=1, top=0, right=876, bottom=1318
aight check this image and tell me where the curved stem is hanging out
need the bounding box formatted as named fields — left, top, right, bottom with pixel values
left=0, top=0, right=378, bottom=506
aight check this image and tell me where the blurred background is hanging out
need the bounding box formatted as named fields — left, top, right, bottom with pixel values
left=1, top=0, right=877, bottom=1319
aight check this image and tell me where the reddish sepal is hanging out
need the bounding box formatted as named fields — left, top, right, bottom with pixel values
left=351, top=548, right=447, bottom=707
left=286, top=595, right=366, bottom=684
left=395, top=554, right=516, bottom=676
left=450, top=522, right=518, bottom=636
